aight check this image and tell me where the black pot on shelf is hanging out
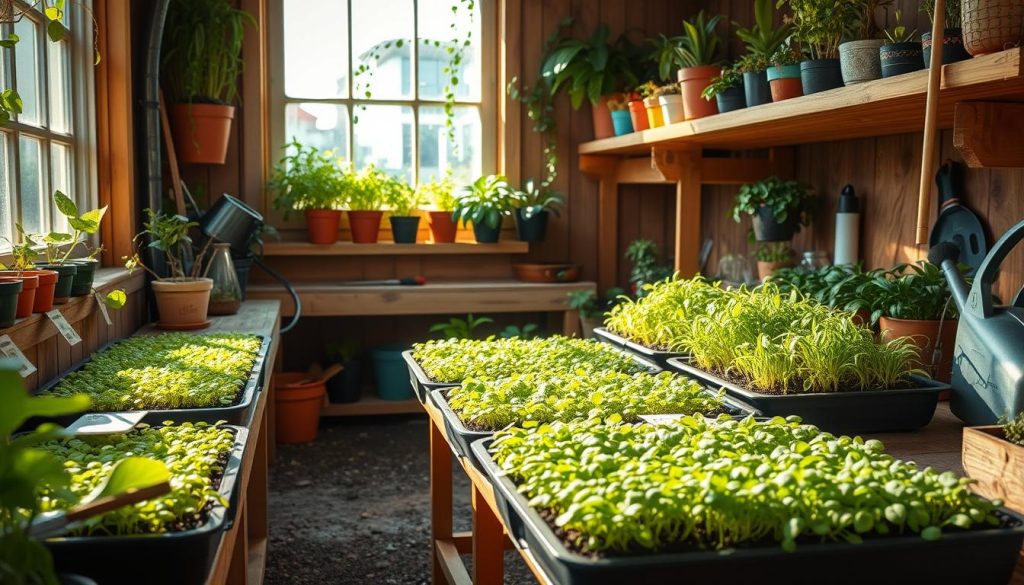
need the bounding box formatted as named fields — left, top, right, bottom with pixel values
left=472, top=222, right=501, bottom=244
left=881, top=42, right=925, bottom=77
left=922, top=29, right=971, bottom=65
left=752, top=206, right=799, bottom=242
left=69, top=259, right=98, bottom=296
left=715, top=85, right=747, bottom=113
left=389, top=215, right=421, bottom=244
left=743, top=70, right=771, bottom=107
left=799, top=59, right=844, bottom=95
left=514, top=209, right=549, bottom=242
left=232, top=254, right=253, bottom=301
left=326, top=359, right=362, bottom=403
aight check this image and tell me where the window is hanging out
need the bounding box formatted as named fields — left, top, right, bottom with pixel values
left=271, top=0, right=493, bottom=187
left=0, top=1, right=96, bottom=252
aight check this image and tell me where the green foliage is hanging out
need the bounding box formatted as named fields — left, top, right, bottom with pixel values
left=731, top=176, right=815, bottom=228
left=779, top=0, right=861, bottom=59
left=849, top=261, right=961, bottom=324
left=756, top=241, right=795, bottom=262
left=541, top=23, right=638, bottom=110
left=0, top=225, right=39, bottom=270
left=648, top=34, right=688, bottom=83
left=736, top=52, right=770, bottom=74
left=43, top=333, right=263, bottom=411
left=771, top=264, right=874, bottom=312
left=499, top=323, right=539, bottom=340
left=490, top=415, right=1002, bottom=554
left=453, top=175, right=515, bottom=229
left=417, top=174, right=458, bottom=212
left=770, top=44, right=803, bottom=66
left=922, top=0, right=961, bottom=28
left=652, top=83, right=681, bottom=97
left=735, top=0, right=793, bottom=60
left=567, top=288, right=626, bottom=320
left=851, top=0, right=893, bottom=40
left=511, top=179, right=563, bottom=219
left=677, top=11, right=723, bottom=68
left=625, top=239, right=674, bottom=294
left=268, top=140, right=345, bottom=218
left=883, top=9, right=918, bottom=44
left=125, top=209, right=206, bottom=280
left=701, top=65, right=743, bottom=100
left=43, top=191, right=107, bottom=264
left=429, top=314, right=494, bottom=340
left=1005, top=412, right=1024, bottom=446
left=605, top=276, right=727, bottom=351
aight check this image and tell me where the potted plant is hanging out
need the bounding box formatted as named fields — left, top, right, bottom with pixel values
left=453, top=175, right=514, bottom=244
left=346, top=165, right=393, bottom=244
left=636, top=81, right=664, bottom=128
left=124, top=210, right=217, bottom=329
left=734, top=0, right=792, bottom=107
left=161, top=0, right=254, bottom=165
left=32, top=192, right=108, bottom=301
left=607, top=95, right=634, bottom=135
left=384, top=177, right=422, bottom=244
left=268, top=140, right=345, bottom=245
left=626, top=95, right=649, bottom=133
left=766, top=45, right=804, bottom=101
left=921, top=0, right=970, bottom=64
left=324, top=341, right=362, bottom=404
left=0, top=227, right=58, bottom=314
left=418, top=174, right=459, bottom=243
left=731, top=177, right=814, bottom=242
left=755, top=241, right=796, bottom=280
left=962, top=413, right=1024, bottom=515
left=654, top=83, right=684, bottom=124
left=567, top=288, right=625, bottom=338
left=782, top=0, right=859, bottom=94
left=963, top=0, right=1024, bottom=56
left=0, top=278, right=21, bottom=327
left=626, top=239, right=673, bottom=296
left=512, top=179, right=563, bottom=243
left=839, top=0, right=890, bottom=85
left=675, top=11, right=723, bottom=120
left=700, top=65, right=745, bottom=113
left=880, top=10, right=923, bottom=77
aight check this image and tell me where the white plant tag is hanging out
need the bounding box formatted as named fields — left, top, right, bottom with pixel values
left=66, top=411, right=147, bottom=435
left=639, top=414, right=686, bottom=425
left=94, top=292, right=113, bottom=326
left=46, top=310, right=82, bottom=346
left=0, top=334, right=36, bottom=377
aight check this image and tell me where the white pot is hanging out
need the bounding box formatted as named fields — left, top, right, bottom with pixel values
left=839, top=39, right=884, bottom=85
left=658, top=94, right=685, bottom=124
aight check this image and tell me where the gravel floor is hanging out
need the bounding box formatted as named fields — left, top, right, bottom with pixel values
left=265, top=415, right=536, bottom=585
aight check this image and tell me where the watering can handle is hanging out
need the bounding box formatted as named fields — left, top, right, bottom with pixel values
left=970, top=218, right=1024, bottom=318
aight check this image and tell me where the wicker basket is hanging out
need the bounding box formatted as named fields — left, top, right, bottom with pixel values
left=963, top=0, right=1024, bottom=56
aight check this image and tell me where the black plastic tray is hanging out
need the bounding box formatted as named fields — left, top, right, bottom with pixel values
left=593, top=327, right=685, bottom=369
left=666, top=357, right=949, bottom=435
left=472, top=438, right=1024, bottom=585
left=47, top=425, right=249, bottom=585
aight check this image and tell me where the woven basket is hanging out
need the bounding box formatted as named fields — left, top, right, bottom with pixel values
left=963, top=0, right=1024, bottom=56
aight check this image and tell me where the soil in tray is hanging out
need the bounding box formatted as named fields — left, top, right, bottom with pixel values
left=700, top=365, right=919, bottom=396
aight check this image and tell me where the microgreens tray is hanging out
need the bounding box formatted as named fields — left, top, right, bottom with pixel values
left=592, top=327, right=686, bottom=369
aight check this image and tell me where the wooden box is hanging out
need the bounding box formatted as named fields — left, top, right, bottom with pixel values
left=963, top=426, right=1024, bottom=513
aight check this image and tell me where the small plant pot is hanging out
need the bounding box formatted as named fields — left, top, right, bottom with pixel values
left=800, top=59, right=843, bottom=95
left=0, top=272, right=39, bottom=318
left=69, top=259, right=97, bottom=296
left=963, top=0, right=1024, bottom=56
left=590, top=94, right=616, bottom=140
left=643, top=97, right=664, bottom=128
left=657, top=94, right=685, bottom=124
left=428, top=211, right=458, bottom=243
left=326, top=359, right=362, bottom=403
left=677, top=65, right=720, bottom=120
left=348, top=210, right=384, bottom=244
left=514, top=209, right=549, bottom=242
left=881, top=42, right=925, bottom=78
left=371, top=344, right=413, bottom=401
left=472, top=221, right=501, bottom=244
left=35, top=263, right=77, bottom=304
left=839, top=39, right=884, bottom=85
left=767, top=65, right=803, bottom=101
left=752, top=207, right=799, bottom=241
left=627, top=100, right=649, bottom=131
left=4, top=269, right=58, bottom=313
left=743, top=70, right=771, bottom=107
left=152, top=277, right=213, bottom=329
left=168, top=103, right=235, bottom=165
left=922, top=29, right=972, bottom=65
left=757, top=259, right=794, bottom=281
left=274, top=372, right=324, bottom=444
left=304, top=209, right=341, bottom=245
left=879, top=317, right=958, bottom=384
left=715, top=85, right=747, bottom=113
left=0, top=277, right=23, bottom=327
left=389, top=215, right=421, bottom=244
left=610, top=110, right=634, bottom=135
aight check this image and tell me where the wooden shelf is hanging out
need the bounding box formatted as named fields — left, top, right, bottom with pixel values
left=262, top=241, right=529, bottom=256
left=579, top=48, right=1024, bottom=154
left=322, top=392, right=423, bottom=416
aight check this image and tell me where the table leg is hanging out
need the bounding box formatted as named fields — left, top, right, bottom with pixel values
left=431, top=418, right=453, bottom=585
left=472, top=484, right=504, bottom=585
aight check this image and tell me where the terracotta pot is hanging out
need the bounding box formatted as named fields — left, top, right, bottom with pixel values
left=428, top=211, right=458, bottom=243
left=879, top=316, right=958, bottom=385
left=0, top=277, right=22, bottom=328
left=152, top=277, right=213, bottom=328
left=590, top=94, right=617, bottom=140
left=168, top=103, right=235, bottom=165
left=512, top=263, right=580, bottom=283
left=0, top=273, right=38, bottom=318
left=643, top=97, right=664, bottom=128
left=767, top=65, right=803, bottom=102
left=677, top=65, right=721, bottom=120
left=658, top=94, right=685, bottom=124
left=963, top=0, right=1024, bottom=56
left=274, top=373, right=325, bottom=444
left=304, top=209, right=341, bottom=245
left=348, top=210, right=384, bottom=244
left=34, top=263, right=77, bottom=304
left=757, top=260, right=794, bottom=281
left=627, top=100, right=649, bottom=132
left=7, top=270, right=58, bottom=313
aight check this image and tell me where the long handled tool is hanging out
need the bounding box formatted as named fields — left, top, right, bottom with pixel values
left=915, top=0, right=947, bottom=245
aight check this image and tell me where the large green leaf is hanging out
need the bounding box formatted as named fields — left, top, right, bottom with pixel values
left=103, top=289, right=127, bottom=310
left=85, top=457, right=170, bottom=502
left=0, top=363, right=90, bottom=437
left=53, top=191, right=78, bottom=218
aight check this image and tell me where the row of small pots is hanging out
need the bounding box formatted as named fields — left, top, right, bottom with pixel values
left=0, top=260, right=97, bottom=328
left=305, top=209, right=550, bottom=245
left=839, top=29, right=972, bottom=86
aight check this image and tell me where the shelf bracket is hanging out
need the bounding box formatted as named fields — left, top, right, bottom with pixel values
left=954, top=102, right=1024, bottom=168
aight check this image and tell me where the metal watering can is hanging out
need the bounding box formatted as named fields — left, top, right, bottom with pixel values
left=930, top=219, right=1024, bottom=425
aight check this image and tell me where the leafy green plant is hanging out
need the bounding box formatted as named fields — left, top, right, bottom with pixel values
left=418, top=174, right=458, bottom=211
left=779, top=0, right=861, bottom=59
left=677, top=11, right=723, bottom=68
left=772, top=264, right=874, bottom=311
left=652, top=83, right=681, bottom=97
left=490, top=415, right=1002, bottom=555
left=922, top=0, right=961, bottom=28
left=883, top=9, right=918, bottom=44
left=731, top=176, right=814, bottom=230
left=453, top=174, right=515, bottom=230
left=380, top=173, right=420, bottom=216
left=736, top=52, right=770, bottom=74
left=429, top=314, right=494, bottom=340
left=0, top=225, right=39, bottom=270
left=268, top=140, right=345, bottom=218
left=755, top=241, right=795, bottom=262
left=347, top=165, right=400, bottom=212
left=700, top=65, right=742, bottom=100
left=850, top=261, right=960, bottom=324
left=605, top=276, right=726, bottom=351
left=567, top=288, right=626, bottom=320
left=625, top=239, right=673, bottom=294
left=1005, top=412, right=1024, bottom=446
left=512, top=179, right=563, bottom=220
left=770, top=44, right=803, bottom=66
left=499, top=323, right=539, bottom=340
left=649, top=34, right=688, bottom=82
left=42, top=191, right=107, bottom=264
left=541, top=23, right=638, bottom=110
left=736, top=0, right=793, bottom=65
left=124, top=209, right=214, bottom=280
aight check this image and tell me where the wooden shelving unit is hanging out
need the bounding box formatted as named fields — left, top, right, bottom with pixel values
left=321, top=387, right=422, bottom=417
left=262, top=241, right=529, bottom=256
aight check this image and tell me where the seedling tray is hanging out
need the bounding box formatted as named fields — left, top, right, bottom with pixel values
left=472, top=438, right=1024, bottom=585
left=47, top=425, right=249, bottom=585
left=593, top=327, right=685, bottom=369
left=666, top=358, right=948, bottom=435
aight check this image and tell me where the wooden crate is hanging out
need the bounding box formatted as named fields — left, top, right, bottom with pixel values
left=963, top=426, right=1024, bottom=512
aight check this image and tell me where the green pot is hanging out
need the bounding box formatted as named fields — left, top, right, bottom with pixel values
left=371, top=344, right=413, bottom=401
left=472, top=222, right=501, bottom=244
left=35, top=263, right=78, bottom=303
left=0, top=278, right=23, bottom=327
left=389, top=215, right=421, bottom=244
left=514, top=209, right=549, bottom=242
left=69, top=259, right=98, bottom=296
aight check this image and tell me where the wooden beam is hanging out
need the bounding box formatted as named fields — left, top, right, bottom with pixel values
left=954, top=102, right=1024, bottom=168
left=579, top=155, right=621, bottom=292
left=472, top=484, right=504, bottom=585
left=674, top=148, right=703, bottom=277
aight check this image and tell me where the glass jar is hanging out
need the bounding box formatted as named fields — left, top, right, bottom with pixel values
left=801, top=251, right=831, bottom=271
left=206, top=243, right=242, bottom=316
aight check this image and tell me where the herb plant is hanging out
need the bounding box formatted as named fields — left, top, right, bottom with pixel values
left=625, top=239, right=674, bottom=295
left=731, top=176, right=814, bottom=230
left=42, top=191, right=107, bottom=264
left=382, top=174, right=421, bottom=217
left=779, top=0, right=861, bottom=59
left=0, top=225, right=39, bottom=270
left=1005, top=412, right=1024, bottom=446
left=429, top=314, right=494, bottom=339
left=347, top=165, right=396, bottom=211
left=735, top=0, right=792, bottom=67
left=771, top=264, right=874, bottom=312
left=756, top=241, right=795, bottom=262
left=512, top=179, right=563, bottom=220
left=453, top=175, right=515, bottom=230
left=652, top=83, right=681, bottom=97
left=770, top=44, right=803, bottom=66
left=850, top=261, right=959, bottom=324
left=268, top=140, right=345, bottom=218
left=418, top=174, right=458, bottom=211
left=605, top=276, right=727, bottom=351
left=701, top=65, right=742, bottom=101
left=124, top=209, right=216, bottom=281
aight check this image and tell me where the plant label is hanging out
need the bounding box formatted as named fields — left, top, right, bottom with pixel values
left=0, top=334, right=36, bottom=377
left=94, top=292, right=113, bottom=326
left=46, top=310, right=82, bottom=346
left=66, top=411, right=147, bottom=435
left=639, top=414, right=686, bottom=425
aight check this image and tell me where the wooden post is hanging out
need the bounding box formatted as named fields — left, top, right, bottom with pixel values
left=652, top=147, right=703, bottom=277
left=471, top=484, right=504, bottom=585
left=580, top=155, right=621, bottom=292
left=916, top=0, right=946, bottom=244
left=430, top=419, right=453, bottom=585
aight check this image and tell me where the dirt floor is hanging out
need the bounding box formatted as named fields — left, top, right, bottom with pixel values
left=265, top=415, right=536, bottom=585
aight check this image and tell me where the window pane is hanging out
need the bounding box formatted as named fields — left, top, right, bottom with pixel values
left=48, top=39, right=70, bottom=133
left=51, top=142, right=70, bottom=233
left=354, top=104, right=413, bottom=183
left=352, top=0, right=413, bottom=100
left=283, top=0, right=348, bottom=99
left=18, top=136, right=44, bottom=234
left=284, top=103, right=349, bottom=161
left=0, top=135, right=9, bottom=247
left=417, top=0, right=481, bottom=101
left=418, top=105, right=479, bottom=185
left=14, top=18, right=41, bottom=126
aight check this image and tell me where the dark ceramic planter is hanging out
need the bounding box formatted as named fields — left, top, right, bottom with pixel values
left=922, top=29, right=971, bottom=65
left=35, top=262, right=77, bottom=303
left=514, top=209, right=549, bottom=242
left=389, top=215, right=421, bottom=244
left=326, top=359, right=362, bottom=403
left=881, top=42, right=925, bottom=78
left=752, top=206, right=799, bottom=242
left=69, top=259, right=98, bottom=296
left=0, top=277, right=22, bottom=327
left=800, top=59, right=844, bottom=95
left=715, top=85, right=747, bottom=113
left=743, top=70, right=771, bottom=107
left=472, top=222, right=501, bottom=244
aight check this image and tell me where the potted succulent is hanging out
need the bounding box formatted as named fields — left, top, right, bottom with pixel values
left=124, top=210, right=216, bottom=330
left=607, top=95, right=634, bottom=135
left=838, top=0, right=890, bottom=85
left=345, top=165, right=394, bottom=244
left=701, top=65, right=745, bottom=113
left=731, top=177, right=814, bottom=242
left=418, top=175, right=459, bottom=243
left=0, top=227, right=58, bottom=314
left=734, top=0, right=792, bottom=107
left=384, top=177, right=422, bottom=244
left=161, top=0, right=255, bottom=165
left=511, top=179, right=563, bottom=243
left=34, top=191, right=108, bottom=301
left=921, top=0, right=970, bottom=64
left=654, top=83, right=684, bottom=124
left=880, top=10, right=923, bottom=77
left=453, top=175, right=515, bottom=243
left=766, top=45, right=804, bottom=101
left=782, top=0, right=859, bottom=94
left=755, top=241, right=796, bottom=280
left=567, top=288, right=625, bottom=338
left=268, top=140, right=345, bottom=245
left=675, top=11, right=723, bottom=120
left=636, top=81, right=664, bottom=128
left=963, top=0, right=1024, bottom=56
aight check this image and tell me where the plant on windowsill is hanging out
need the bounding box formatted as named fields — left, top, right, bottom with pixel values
left=268, top=140, right=346, bottom=245
left=700, top=64, right=746, bottom=113
left=161, top=0, right=255, bottom=164
left=453, top=175, right=515, bottom=244
left=734, top=0, right=792, bottom=106
left=731, top=176, right=814, bottom=242
left=385, top=179, right=423, bottom=245
left=0, top=227, right=56, bottom=318
left=510, top=179, right=563, bottom=243
left=418, top=173, right=459, bottom=243
left=346, top=165, right=394, bottom=244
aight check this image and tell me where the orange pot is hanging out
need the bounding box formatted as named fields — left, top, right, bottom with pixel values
left=756, top=260, right=794, bottom=282
left=168, top=103, right=235, bottom=165
left=879, top=316, right=958, bottom=386
left=152, top=277, right=213, bottom=328
left=274, top=373, right=325, bottom=444
left=25, top=270, right=58, bottom=313
left=677, top=65, right=720, bottom=120
left=348, top=210, right=384, bottom=244
left=627, top=100, right=649, bottom=131
left=428, top=211, right=458, bottom=243
left=770, top=77, right=804, bottom=102
left=590, top=94, right=617, bottom=140
left=0, top=273, right=39, bottom=318
left=304, top=209, right=341, bottom=245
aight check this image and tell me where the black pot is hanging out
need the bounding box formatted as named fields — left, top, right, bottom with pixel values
left=198, top=194, right=264, bottom=256
left=35, top=263, right=77, bottom=301
left=881, top=42, right=925, bottom=78
left=752, top=206, right=799, bottom=242
left=389, top=215, right=421, bottom=244
left=743, top=70, right=771, bottom=107
left=922, top=29, right=971, bottom=66
left=715, top=85, right=747, bottom=113
left=514, top=209, right=549, bottom=242
left=232, top=254, right=253, bottom=301
left=326, top=360, right=362, bottom=403
left=59, top=574, right=98, bottom=585
left=472, top=222, right=501, bottom=243
left=69, top=259, right=97, bottom=296
left=799, top=59, right=843, bottom=95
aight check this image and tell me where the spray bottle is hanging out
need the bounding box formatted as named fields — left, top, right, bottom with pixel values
left=833, top=184, right=860, bottom=265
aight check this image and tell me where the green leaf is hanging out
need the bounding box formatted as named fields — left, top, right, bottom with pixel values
left=53, top=191, right=78, bottom=218
left=68, top=217, right=98, bottom=233
left=84, top=457, right=170, bottom=502
left=78, top=206, right=108, bottom=233
left=46, top=20, right=67, bottom=43
left=0, top=362, right=90, bottom=436
left=104, top=289, right=127, bottom=310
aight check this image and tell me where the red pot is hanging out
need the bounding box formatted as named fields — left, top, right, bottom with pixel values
left=168, top=103, right=235, bottom=165
left=627, top=100, right=650, bottom=132
left=0, top=272, right=39, bottom=318
left=428, top=211, right=458, bottom=243
left=0, top=270, right=57, bottom=313
left=879, top=316, right=958, bottom=385
left=770, top=78, right=804, bottom=102
left=678, top=65, right=721, bottom=120
left=590, top=94, right=617, bottom=140
left=274, top=373, right=325, bottom=444
left=304, top=209, right=341, bottom=245
left=348, top=210, right=384, bottom=244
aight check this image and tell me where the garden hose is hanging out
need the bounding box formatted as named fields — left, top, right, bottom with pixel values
left=254, top=257, right=301, bottom=333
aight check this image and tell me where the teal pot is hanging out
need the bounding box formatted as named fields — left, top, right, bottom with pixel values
left=715, top=85, right=747, bottom=113
left=371, top=344, right=413, bottom=401
left=326, top=359, right=362, bottom=403
left=839, top=39, right=884, bottom=85
left=800, top=59, right=843, bottom=94
left=69, top=259, right=98, bottom=296
left=881, top=42, right=925, bottom=78
left=610, top=110, right=634, bottom=135
left=514, top=209, right=549, bottom=242
left=743, top=70, right=771, bottom=107
left=766, top=64, right=800, bottom=82
left=472, top=222, right=501, bottom=243
left=923, top=29, right=971, bottom=65
left=0, top=277, right=23, bottom=327
left=752, top=206, right=799, bottom=242
left=35, top=262, right=77, bottom=303
left=389, top=215, right=421, bottom=244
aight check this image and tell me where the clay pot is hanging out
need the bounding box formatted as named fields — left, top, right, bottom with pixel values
left=304, top=209, right=341, bottom=245
left=658, top=94, right=685, bottom=124
left=274, top=373, right=325, bottom=444
left=627, top=100, right=649, bottom=132
left=677, top=65, right=721, bottom=120
left=767, top=65, right=803, bottom=101
left=963, top=0, right=1024, bottom=56
left=168, top=103, right=235, bottom=165
left=428, top=211, right=458, bottom=243
left=757, top=260, right=794, bottom=281
left=348, top=210, right=384, bottom=244
left=643, top=97, right=664, bottom=128
left=10, top=270, right=58, bottom=313
left=512, top=263, right=580, bottom=283
left=152, top=277, right=213, bottom=329
left=839, top=39, right=884, bottom=85
left=0, top=273, right=38, bottom=318
left=590, top=95, right=616, bottom=140
left=879, top=316, right=958, bottom=384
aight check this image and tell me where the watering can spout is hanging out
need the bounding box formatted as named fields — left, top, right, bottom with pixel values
left=929, top=241, right=969, bottom=313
